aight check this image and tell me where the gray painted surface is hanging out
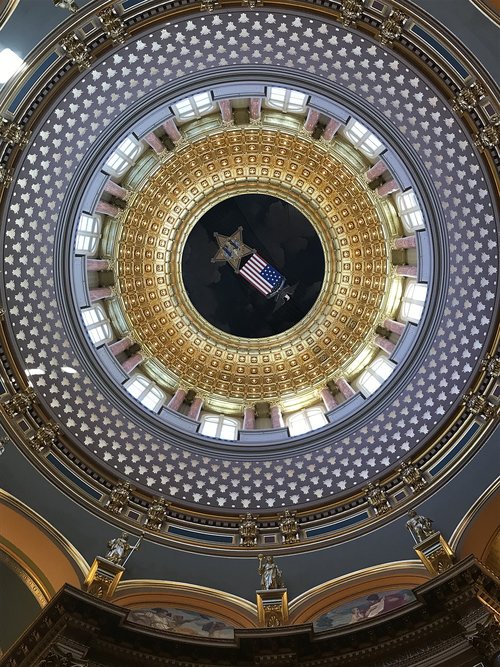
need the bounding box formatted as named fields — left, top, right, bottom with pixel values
left=1, top=427, right=498, bottom=601
left=0, top=0, right=94, bottom=59
left=412, top=0, right=500, bottom=83
left=0, top=560, right=41, bottom=654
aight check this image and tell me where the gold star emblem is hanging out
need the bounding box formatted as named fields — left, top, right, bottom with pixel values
left=211, top=226, right=254, bottom=273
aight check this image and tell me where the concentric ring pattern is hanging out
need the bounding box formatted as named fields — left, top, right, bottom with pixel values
left=117, top=126, right=392, bottom=410
left=2, top=6, right=498, bottom=511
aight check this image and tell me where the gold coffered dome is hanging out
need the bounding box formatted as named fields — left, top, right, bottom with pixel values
left=115, top=120, right=401, bottom=413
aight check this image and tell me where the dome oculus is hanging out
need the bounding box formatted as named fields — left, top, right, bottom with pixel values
left=181, top=194, right=325, bottom=339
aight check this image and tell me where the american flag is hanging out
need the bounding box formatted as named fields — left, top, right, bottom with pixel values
left=239, top=254, right=284, bottom=296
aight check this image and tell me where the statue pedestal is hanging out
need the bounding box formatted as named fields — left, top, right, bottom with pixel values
left=413, top=532, right=454, bottom=575
left=84, top=556, right=124, bottom=600
left=256, top=588, right=288, bottom=628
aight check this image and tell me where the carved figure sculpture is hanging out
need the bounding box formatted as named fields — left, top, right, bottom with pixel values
left=104, top=532, right=133, bottom=565
left=258, top=554, right=284, bottom=590
left=406, top=510, right=435, bottom=543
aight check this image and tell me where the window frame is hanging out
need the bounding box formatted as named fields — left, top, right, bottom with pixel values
left=266, top=86, right=308, bottom=113
left=104, top=135, right=143, bottom=177
left=400, top=281, right=428, bottom=323
left=396, top=190, right=425, bottom=233
left=75, top=213, right=101, bottom=256
left=356, top=356, right=395, bottom=396
left=200, top=414, right=241, bottom=440
left=81, top=304, right=113, bottom=345
left=171, top=91, right=215, bottom=121
left=287, top=406, right=328, bottom=437
left=344, top=118, right=385, bottom=157
left=124, top=373, right=165, bottom=412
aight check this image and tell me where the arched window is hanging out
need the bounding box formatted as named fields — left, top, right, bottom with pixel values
left=357, top=356, right=395, bottom=395
left=344, top=119, right=384, bottom=157
left=401, top=281, right=427, bottom=322
left=104, top=135, right=142, bottom=177
left=396, top=190, right=425, bottom=233
left=172, top=92, right=215, bottom=120
left=75, top=213, right=101, bottom=255
left=200, top=414, right=240, bottom=440
left=266, top=86, right=308, bottom=113
left=288, top=407, right=327, bottom=437
left=81, top=304, right=112, bottom=345
left=124, top=374, right=165, bottom=412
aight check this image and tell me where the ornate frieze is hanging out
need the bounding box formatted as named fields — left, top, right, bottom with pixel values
left=0, top=164, right=12, bottom=186
left=60, top=34, right=92, bottom=71
left=106, top=481, right=133, bottom=514
left=482, top=354, right=500, bottom=379
left=145, top=497, right=168, bottom=531
left=3, top=388, right=36, bottom=417
left=200, top=0, right=220, bottom=11
left=468, top=617, right=500, bottom=660
left=98, top=6, right=128, bottom=45
left=30, top=423, right=59, bottom=453
left=452, top=82, right=485, bottom=114
left=379, top=9, right=407, bottom=46
left=365, top=481, right=390, bottom=515
left=0, top=118, right=29, bottom=147
left=339, top=0, right=363, bottom=27
left=239, top=513, right=259, bottom=547
left=464, top=391, right=498, bottom=419
left=278, top=510, right=299, bottom=544
left=474, top=115, right=500, bottom=150
left=241, top=0, right=263, bottom=8
left=398, top=461, right=426, bottom=493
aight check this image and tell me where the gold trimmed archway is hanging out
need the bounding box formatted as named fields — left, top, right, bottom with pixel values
left=0, top=490, right=89, bottom=601
left=111, top=580, right=258, bottom=629
left=288, top=560, right=430, bottom=625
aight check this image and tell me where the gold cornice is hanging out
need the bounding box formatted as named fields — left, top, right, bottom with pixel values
left=114, top=124, right=400, bottom=412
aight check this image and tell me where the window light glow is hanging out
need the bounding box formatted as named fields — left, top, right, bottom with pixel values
left=82, top=304, right=112, bottom=345
left=266, top=86, right=308, bottom=112
left=75, top=213, right=101, bottom=255
left=344, top=119, right=384, bottom=157
left=200, top=414, right=240, bottom=440
left=288, top=407, right=327, bottom=436
left=401, top=281, right=427, bottom=322
left=104, top=136, right=142, bottom=177
left=0, top=48, right=23, bottom=85
left=172, top=92, right=214, bottom=120
left=357, top=357, right=395, bottom=396
left=125, top=374, right=165, bottom=412
left=396, top=190, right=425, bottom=232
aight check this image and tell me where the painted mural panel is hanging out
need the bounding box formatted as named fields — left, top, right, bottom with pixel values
left=313, top=589, right=416, bottom=632
left=128, top=607, right=235, bottom=638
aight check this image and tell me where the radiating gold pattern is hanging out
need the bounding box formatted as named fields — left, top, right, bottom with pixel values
left=116, top=125, right=399, bottom=412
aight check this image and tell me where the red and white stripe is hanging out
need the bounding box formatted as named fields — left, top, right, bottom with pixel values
left=240, top=254, right=271, bottom=295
